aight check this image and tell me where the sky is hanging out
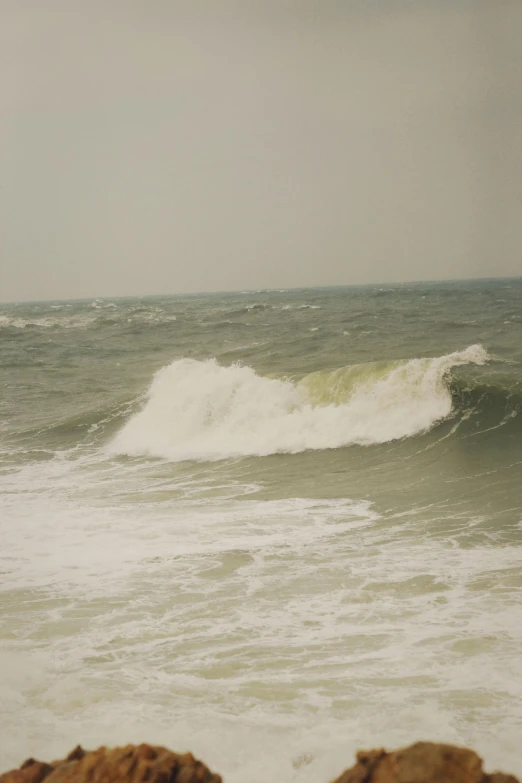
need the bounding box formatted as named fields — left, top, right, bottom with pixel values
left=1, top=0, right=521, bottom=302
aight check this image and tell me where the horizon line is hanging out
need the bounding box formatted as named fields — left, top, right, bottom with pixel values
left=1, top=273, right=521, bottom=307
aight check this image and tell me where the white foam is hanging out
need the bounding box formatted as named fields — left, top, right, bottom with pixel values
left=0, top=314, right=96, bottom=329
left=108, top=345, right=489, bottom=461
left=1, top=485, right=521, bottom=782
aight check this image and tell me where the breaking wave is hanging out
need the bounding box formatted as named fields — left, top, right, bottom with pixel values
left=107, top=345, right=490, bottom=461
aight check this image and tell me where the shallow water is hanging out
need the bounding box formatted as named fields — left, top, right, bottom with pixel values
left=1, top=280, right=521, bottom=780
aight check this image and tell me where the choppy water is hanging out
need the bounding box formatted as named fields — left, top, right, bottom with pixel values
left=1, top=279, right=521, bottom=781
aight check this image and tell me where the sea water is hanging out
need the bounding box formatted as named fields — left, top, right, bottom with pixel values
left=1, top=279, right=521, bottom=781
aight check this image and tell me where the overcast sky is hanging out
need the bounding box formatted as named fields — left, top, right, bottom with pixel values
left=1, top=0, right=521, bottom=302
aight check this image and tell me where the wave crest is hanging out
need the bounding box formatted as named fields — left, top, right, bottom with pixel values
left=107, top=345, right=489, bottom=461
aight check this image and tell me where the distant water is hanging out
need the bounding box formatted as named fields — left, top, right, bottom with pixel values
left=1, top=279, right=521, bottom=782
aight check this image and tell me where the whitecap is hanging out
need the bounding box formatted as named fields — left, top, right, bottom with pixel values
left=107, top=345, right=489, bottom=461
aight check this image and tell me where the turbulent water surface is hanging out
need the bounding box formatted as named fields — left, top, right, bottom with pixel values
left=1, top=280, right=521, bottom=781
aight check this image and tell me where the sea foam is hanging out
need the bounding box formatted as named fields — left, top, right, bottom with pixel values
left=107, top=345, right=489, bottom=461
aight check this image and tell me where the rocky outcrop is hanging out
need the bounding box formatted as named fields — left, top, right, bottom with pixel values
left=0, top=741, right=518, bottom=783
left=0, top=744, right=221, bottom=783
left=331, top=742, right=519, bottom=783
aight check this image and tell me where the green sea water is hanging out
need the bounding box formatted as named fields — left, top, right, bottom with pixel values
left=1, top=279, right=521, bottom=781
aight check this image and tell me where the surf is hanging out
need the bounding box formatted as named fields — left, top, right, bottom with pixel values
left=107, top=345, right=489, bottom=461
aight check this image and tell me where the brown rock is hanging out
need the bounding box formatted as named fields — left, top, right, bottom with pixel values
left=0, top=760, right=53, bottom=783
left=0, top=740, right=518, bottom=783
left=331, top=742, right=520, bottom=783
left=0, top=744, right=221, bottom=783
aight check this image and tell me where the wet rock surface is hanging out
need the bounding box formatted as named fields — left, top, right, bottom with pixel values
left=331, top=742, right=519, bottom=783
left=0, top=744, right=222, bottom=783
left=0, top=741, right=518, bottom=783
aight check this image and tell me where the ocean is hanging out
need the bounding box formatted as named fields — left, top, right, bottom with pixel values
left=1, top=279, right=521, bottom=781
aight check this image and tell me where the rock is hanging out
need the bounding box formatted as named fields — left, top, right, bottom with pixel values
left=331, top=741, right=520, bottom=783
left=0, top=744, right=222, bottom=783
left=0, top=741, right=518, bottom=783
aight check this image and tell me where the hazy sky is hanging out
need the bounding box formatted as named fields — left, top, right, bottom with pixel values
left=1, top=0, right=521, bottom=302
